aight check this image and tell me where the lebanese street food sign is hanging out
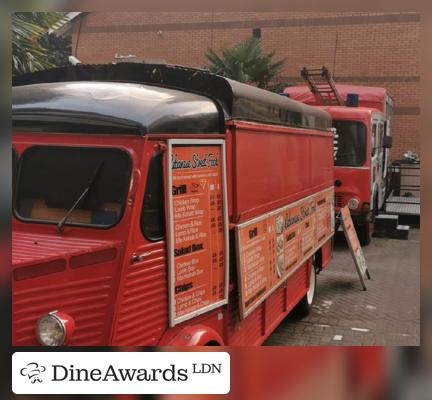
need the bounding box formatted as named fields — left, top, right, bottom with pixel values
left=236, top=187, right=334, bottom=318
left=340, top=206, right=370, bottom=290
left=166, top=140, right=229, bottom=327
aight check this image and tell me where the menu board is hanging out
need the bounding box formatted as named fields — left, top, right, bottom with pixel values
left=340, top=206, right=370, bottom=290
left=236, top=187, right=334, bottom=318
left=167, top=140, right=228, bottom=326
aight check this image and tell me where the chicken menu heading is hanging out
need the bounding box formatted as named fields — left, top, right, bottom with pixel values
left=236, top=188, right=334, bottom=318
left=167, top=141, right=228, bottom=326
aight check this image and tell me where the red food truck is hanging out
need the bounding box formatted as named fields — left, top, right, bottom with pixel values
left=12, top=63, right=334, bottom=346
left=284, top=84, right=393, bottom=244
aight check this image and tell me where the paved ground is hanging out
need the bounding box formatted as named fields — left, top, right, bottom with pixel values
left=265, top=229, right=420, bottom=346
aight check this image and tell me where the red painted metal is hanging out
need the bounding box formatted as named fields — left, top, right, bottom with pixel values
left=54, top=310, right=76, bottom=344
left=12, top=105, right=335, bottom=347
left=319, top=107, right=377, bottom=216
left=284, top=84, right=393, bottom=113
left=320, top=240, right=333, bottom=270
left=283, top=85, right=389, bottom=221
left=160, top=324, right=224, bottom=346
left=232, top=122, right=333, bottom=223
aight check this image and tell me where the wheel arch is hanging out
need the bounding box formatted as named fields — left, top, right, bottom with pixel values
left=159, top=324, right=224, bottom=346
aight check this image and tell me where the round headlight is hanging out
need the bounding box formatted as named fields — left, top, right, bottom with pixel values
left=348, top=198, right=360, bottom=210
left=36, top=311, right=67, bottom=346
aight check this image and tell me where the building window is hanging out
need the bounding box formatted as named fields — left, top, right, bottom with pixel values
left=252, top=28, right=261, bottom=39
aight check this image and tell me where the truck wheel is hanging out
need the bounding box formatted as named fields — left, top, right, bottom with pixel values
left=293, top=261, right=316, bottom=318
left=356, top=222, right=371, bottom=246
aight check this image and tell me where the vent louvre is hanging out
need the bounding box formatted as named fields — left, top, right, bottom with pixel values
left=335, top=194, right=344, bottom=208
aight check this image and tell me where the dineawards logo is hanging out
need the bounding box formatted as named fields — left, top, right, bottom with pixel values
left=20, top=362, right=47, bottom=384
left=51, top=362, right=188, bottom=382
left=12, top=352, right=230, bottom=395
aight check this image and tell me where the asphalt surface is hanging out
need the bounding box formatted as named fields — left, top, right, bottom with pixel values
left=265, top=229, right=420, bottom=346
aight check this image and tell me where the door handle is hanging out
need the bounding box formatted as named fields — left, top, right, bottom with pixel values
left=131, top=253, right=150, bottom=264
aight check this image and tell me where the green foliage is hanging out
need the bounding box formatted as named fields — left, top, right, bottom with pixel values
left=39, top=32, right=72, bottom=68
left=12, top=12, right=69, bottom=76
left=206, top=38, right=285, bottom=89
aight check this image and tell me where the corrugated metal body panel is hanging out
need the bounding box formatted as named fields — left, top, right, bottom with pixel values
left=12, top=232, right=123, bottom=346
left=265, top=285, right=286, bottom=331
left=13, top=232, right=118, bottom=267
left=226, top=290, right=264, bottom=346
left=286, top=262, right=309, bottom=312
left=14, top=275, right=116, bottom=346
left=111, top=241, right=168, bottom=346
left=226, top=261, right=309, bottom=346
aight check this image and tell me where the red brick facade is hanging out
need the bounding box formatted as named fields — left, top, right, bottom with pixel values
left=70, top=12, right=420, bottom=159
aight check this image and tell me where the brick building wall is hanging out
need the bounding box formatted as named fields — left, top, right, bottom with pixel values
left=70, top=12, right=420, bottom=159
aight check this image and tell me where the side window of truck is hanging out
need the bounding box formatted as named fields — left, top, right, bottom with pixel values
left=371, top=123, right=377, bottom=157
left=12, top=148, right=18, bottom=192
left=141, top=152, right=165, bottom=241
left=378, top=123, right=384, bottom=148
left=379, top=122, right=386, bottom=173
left=12, top=148, right=19, bottom=202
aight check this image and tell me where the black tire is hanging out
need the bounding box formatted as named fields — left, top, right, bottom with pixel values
left=293, top=262, right=316, bottom=319
left=356, top=221, right=371, bottom=246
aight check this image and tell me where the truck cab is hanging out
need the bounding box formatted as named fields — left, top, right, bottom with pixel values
left=284, top=84, right=393, bottom=244
left=322, top=106, right=388, bottom=244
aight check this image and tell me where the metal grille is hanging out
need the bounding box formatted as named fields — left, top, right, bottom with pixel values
left=385, top=162, right=420, bottom=217
left=385, top=196, right=420, bottom=216
left=335, top=194, right=343, bottom=208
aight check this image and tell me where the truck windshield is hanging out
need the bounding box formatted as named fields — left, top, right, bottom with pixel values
left=333, top=120, right=367, bottom=167
left=14, top=146, right=131, bottom=228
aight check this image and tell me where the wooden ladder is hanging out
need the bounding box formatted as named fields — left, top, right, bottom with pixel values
left=301, top=66, right=344, bottom=106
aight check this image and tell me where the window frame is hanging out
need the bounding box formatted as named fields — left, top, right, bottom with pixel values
left=333, top=120, right=368, bottom=167
left=13, top=145, right=133, bottom=230
left=12, top=148, right=18, bottom=192
left=371, top=122, right=378, bottom=157
left=140, top=151, right=166, bottom=242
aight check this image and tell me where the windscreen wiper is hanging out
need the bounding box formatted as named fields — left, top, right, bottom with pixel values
left=56, top=161, right=104, bottom=234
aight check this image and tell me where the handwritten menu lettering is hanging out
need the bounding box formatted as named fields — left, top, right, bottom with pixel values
left=237, top=188, right=334, bottom=318
left=168, top=143, right=228, bottom=326
left=340, top=206, right=370, bottom=290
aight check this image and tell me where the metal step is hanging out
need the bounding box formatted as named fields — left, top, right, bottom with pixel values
left=385, top=196, right=420, bottom=216
left=374, top=214, right=399, bottom=231
left=398, top=214, right=420, bottom=228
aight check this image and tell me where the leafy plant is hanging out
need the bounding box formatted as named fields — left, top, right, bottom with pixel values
left=12, top=12, right=68, bottom=76
left=206, top=38, right=285, bottom=89
left=39, top=32, right=72, bottom=68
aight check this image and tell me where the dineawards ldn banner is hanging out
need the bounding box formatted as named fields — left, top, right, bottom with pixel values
left=236, top=187, right=334, bottom=318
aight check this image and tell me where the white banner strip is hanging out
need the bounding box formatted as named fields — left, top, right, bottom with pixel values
left=13, top=352, right=230, bottom=394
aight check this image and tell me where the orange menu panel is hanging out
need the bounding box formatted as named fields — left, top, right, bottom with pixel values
left=237, top=188, right=334, bottom=318
left=169, top=144, right=227, bottom=324
left=340, top=205, right=368, bottom=285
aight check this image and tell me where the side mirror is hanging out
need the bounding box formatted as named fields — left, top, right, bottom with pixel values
left=383, top=136, right=392, bottom=148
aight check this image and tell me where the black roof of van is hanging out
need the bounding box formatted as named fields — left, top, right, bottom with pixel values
left=13, top=81, right=222, bottom=135
left=12, top=63, right=331, bottom=135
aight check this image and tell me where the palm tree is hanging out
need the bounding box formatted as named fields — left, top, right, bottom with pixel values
left=12, top=12, right=68, bottom=76
left=206, top=38, right=285, bottom=89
